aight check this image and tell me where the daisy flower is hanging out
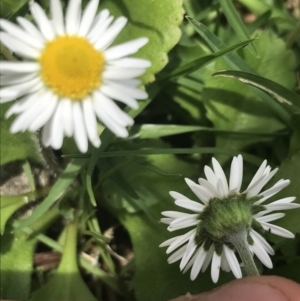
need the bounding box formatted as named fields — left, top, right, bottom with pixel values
left=0, top=0, right=151, bottom=152
left=159, top=155, right=299, bottom=283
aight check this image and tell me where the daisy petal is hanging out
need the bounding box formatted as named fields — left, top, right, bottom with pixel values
left=211, top=252, right=221, bottom=283
left=78, top=0, right=99, bottom=36
left=72, top=101, right=88, bottom=153
left=175, top=199, right=204, bottom=213
left=259, top=221, right=295, bottom=238
left=65, top=0, right=82, bottom=35
left=223, top=245, right=242, bottom=278
left=104, top=37, right=148, bottom=60
left=190, top=247, right=206, bottom=281
left=50, top=0, right=65, bottom=35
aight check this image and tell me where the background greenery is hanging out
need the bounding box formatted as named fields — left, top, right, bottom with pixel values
left=0, top=0, right=299, bottom=300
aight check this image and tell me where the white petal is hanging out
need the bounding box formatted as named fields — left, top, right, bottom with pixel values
left=259, top=221, right=295, bottom=238
left=87, top=9, right=111, bottom=43
left=0, top=73, right=37, bottom=86
left=78, top=0, right=99, bottom=36
left=185, top=178, right=212, bottom=204
left=30, top=2, right=55, bottom=40
left=0, top=77, right=42, bottom=103
left=104, top=37, right=149, bottom=60
left=161, top=218, right=172, bottom=225
left=95, top=16, right=127, bottom=50
left=168, top=215, right=199, bottom=231
left=100, top=84, right=139, bottom=109
left=229, top=156, right=241, bottom=192
left=82, top=98, right=101, bottom=147
left=103, top=80, right=148, bottom=100
left=220, top=248, right=231, bottom=272
left=65, top=0, right=82, bottom=35
left=0, top=62, right=40, bottom=73
left=175, top=199, right=204, bottom=213
left=93, top=93, right=128, bottom=138
left=256, top=213, right=285, bottom=223
left=5, top=94, right=37, bottom=118
left=159, top=236, right=180, bottom=248
left=50, top=100, right=64, bottom=149
left=16, top=16, right=45, bottom=42
left=166, top=229, right=195, bottom=254
left=169, top=191, right=190, bottom=200
left=211, top=251, right=221, bottom=283
left=190, top=246, right=206, bottom=281
left=50, top=0, right=65, bottom=35
left=223, top=245, right=242, bottom=279
left=246, top=160, right=267, bottom=190
left=109, top=58, right=151, bottom=68
left=161, top=211, right=190, bottom=219
left=265, top=203, right=300, bottom=211
left=247, top=168, right=278, bottom=198
left=72, top=101, right=88, bottom=153
left=216, top=178, right=226, bottom=199
left=202, top=244, right=215, bottom=272
left=60, top=98, right=74, bottom=137
left=179, top=233, right=197, bottom=270
left=204, top=166, right=218, bottom=189
left=249, top=239, right=273, bottom=268
left=0, top=32, right=40, bottom=59
left=103, top=67, right=147, bottom=80
left=0, top=89, right=18, bottom=103
left=95, top=92, right=134, bottom=127
left=198, top=178, right=221, bottom=198
left=212, top=157, right=229, bottom=195
left=0, top=19, right=43, bottom=49
left=167, top=245, right=187, bottom=264
left=257, top=180, right=290, bottom=201
left=42, top=118, right=53, bottom=147
left=250, top=230, right=274, bottom=255
left=28, top=93, right=58, bottom=131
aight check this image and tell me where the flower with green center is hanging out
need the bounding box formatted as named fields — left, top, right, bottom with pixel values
left=159, top=155, right=299, bottom=283
left=0, top=0, right=150, bottom=153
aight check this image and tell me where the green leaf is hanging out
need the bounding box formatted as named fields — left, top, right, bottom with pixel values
left=0, top=104, right=41, bottom=165
left=15, top=158, right=87, bottom=231
left=0, top=0, right=28, bottom=20
left=99, top=0, right=184, bottom=83
left=188, top=19, right=292, bottom=125
left=212, top=70, right=300, bottom=110
left=0, top=195, right=28, bottom=234
left=0, top=230, right=36, bottom=300
left=219, top=0, right=256, bottom=55
left=199, top=29, right=297, bottom=155
left=164, top=39, right=254, bottom=80
left=30, top=215, right=98, bottom=301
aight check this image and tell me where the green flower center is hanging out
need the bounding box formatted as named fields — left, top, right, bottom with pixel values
left=195, top=194, right=263, bottom=254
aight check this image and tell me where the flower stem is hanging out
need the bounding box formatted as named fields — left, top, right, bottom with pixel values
left=227, top=229, right=260, bottom=277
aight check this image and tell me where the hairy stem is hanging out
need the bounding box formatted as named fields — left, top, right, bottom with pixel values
left=227, top=229, right=260, bottom=277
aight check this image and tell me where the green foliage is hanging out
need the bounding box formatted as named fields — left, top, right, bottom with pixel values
left=0, top=104, right=41, bottom=165
left=1, top=0, right=300, bottom=300
left=98, top=0, right=184, bottom=83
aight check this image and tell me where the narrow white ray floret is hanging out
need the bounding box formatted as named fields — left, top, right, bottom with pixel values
left=0, top=0, right=151, bottom=153
left=159, top=155, right=299, bottom=282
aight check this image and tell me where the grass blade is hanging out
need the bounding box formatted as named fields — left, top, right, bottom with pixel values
left=213, top=70, right=300, bottom=110
left=219, top=0, right=256, bottom=55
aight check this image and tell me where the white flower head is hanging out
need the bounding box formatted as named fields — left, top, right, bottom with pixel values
left=0, top=0, right=151, bottom=152
left=160, top=155, right=299, bottom=283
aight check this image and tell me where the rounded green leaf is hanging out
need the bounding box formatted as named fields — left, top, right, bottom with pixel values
left=98, top=0, right=184, bottom=83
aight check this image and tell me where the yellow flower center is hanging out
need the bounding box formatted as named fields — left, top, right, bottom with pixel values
left=39, top=36, right=104, bottom=100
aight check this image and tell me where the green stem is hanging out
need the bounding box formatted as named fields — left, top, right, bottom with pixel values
left=227, top=229, right=260, bottom=277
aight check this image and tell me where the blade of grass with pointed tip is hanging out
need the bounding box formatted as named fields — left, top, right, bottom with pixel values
left=187, top=17, right=291, bottom=125
left=219, top=0, right=256, bottom=55
left=164, top=39, right=253, bottom=81
left=14, top=158, right=87, bottom=232
left=213, top=70, right=300, bottom=111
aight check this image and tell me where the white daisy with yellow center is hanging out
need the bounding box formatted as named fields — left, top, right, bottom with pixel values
left=0, top=0, right=150, bottom=152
